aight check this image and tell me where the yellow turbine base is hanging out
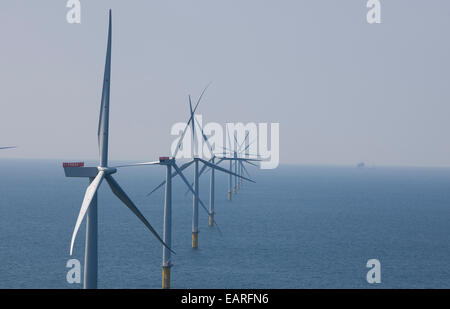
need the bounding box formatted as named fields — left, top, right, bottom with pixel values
left=209, top=213, right=214, bottom=227
left=162, top=266, right=171, bottom=289
left=192, top=232, right=199, bottom=248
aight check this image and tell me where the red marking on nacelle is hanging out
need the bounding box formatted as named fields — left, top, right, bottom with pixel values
left=159, top=157, right=170, bottom=162
left=63, top=162, right=85, bottom=168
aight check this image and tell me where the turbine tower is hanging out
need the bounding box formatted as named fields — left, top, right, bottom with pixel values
left=62, top=10, right=171, bottom=289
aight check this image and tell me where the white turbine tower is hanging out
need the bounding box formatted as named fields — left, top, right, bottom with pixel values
left=62, top=10, right=171, bottom=289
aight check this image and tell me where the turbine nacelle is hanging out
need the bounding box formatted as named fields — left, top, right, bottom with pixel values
left=159, top=157, right=175, bottom=165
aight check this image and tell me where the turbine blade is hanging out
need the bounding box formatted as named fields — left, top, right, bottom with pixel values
left=147, top=181, right=166, bottom=197
left=112, top=161, right=160, bottom=168
left=172, top=163, right=196, bottom=196
left=183, top=156, right=216, bottom=196
left=212, top=217, right=223, bottom=236
left=172, top=99, right=196, bottom=158
left=226, top=127, right=232, bottom=152
left=192, top=82, right=212, bottom=112
left=97, top=10, right=112, bottom=167
left=147, top=160, right=195, bottom=196
left=197, top=155, right=218, bottom=177
left=183, top=186, right=191, bottom=197
left=239, top=158, right=261, bottom=162
left=189, top=95, right=195, bottom=141
left=191, top=156, right=224, bottom=186
left=241, top=161, right=251, bottom=178
left=0, top=146, right=16, bottom=150
left=70, top=171, right=105, bottom=255
left=172, top=163, right=211, bottom=215
left=238, top=132, right=250, bottom=150
left=172, top=83, right=211, bottom=158
left=198, top=158, right=255, bottom=183
left=189, top=95, right=193, bottom=115
left=198, top=198, right=213, bottom=218
left=219, top=157, right=261, bottom=162
left=195, top=117, right=213, bottom=152
left=239, top=138, right=255, bottom=154
left=105, top=175, right=174, bottom=254
left=172, top=118, right=193, bottom=158
left=198, top=163, right=209, bottom=178
left=244, top=160, right=258, bottom=167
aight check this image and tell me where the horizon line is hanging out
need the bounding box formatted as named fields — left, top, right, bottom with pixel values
left=0, top=157, right=450, bottom=169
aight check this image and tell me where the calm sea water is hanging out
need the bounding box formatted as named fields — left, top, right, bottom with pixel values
left=1, top=159, right=450, bottom=288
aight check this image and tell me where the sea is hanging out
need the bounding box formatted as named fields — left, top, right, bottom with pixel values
left=1, top=159, right=450, bottom=288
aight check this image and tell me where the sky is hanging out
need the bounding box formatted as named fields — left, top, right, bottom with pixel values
left=1, top=0, right=450, bottom=167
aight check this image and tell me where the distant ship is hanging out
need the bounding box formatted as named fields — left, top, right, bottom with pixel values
left=357, top=162, right=365, bottom=168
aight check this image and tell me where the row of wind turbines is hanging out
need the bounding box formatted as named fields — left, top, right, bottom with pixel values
left=63, top=10, right=260, bottom=289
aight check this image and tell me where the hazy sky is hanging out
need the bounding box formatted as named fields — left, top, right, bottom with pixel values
left=1, top=0, right=450, bottom=167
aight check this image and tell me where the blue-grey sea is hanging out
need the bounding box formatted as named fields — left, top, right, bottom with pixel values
left=1, top=159, right=450, bottom=288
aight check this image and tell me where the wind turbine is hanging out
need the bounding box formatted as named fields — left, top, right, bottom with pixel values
left=148, top=155, right=251, bottom=249
left=219, top=131, right=260, bottom=199
left=174, top=88, right=257, bottom=227
left=148, top=91, right=253, bottom=249
left=233, top=133, right=260, bottom=191
left=117, top=154, right=233, bottom=288
left=188, top=128, right=258, bottom=222
left=183, top=117, right=227, bottom=227
left=112, top=157, right=194, bottom=288
left=62, top=10, right=171, bottom=289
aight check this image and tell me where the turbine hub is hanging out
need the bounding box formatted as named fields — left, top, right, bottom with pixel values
left=97, top=166, right=117, bottom=174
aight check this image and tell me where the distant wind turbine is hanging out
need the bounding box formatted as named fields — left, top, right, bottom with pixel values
left=148, top=89, right=253, bottom=249
left=219, top=130, right=260, bottom=199
left=62, top=10, right=171, bottom=289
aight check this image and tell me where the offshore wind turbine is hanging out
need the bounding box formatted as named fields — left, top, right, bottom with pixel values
left=219, top=131, right=260, bottom=199
left=176, top=85, right=219, bottom=227
left=192, top=129, right=258, bottom=210
left=62, top=10, right=171, bottom=289
left=149, top=155, right=251, bottom=248
left=114, top=157, right=202, bottom=288
left=148, top=91, right=253, bottom=248
left=183, top=118, right=226, bottom=227
left=175, top=90, right=257, bottom=226
left=234, top=134, right=260, bottom=191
